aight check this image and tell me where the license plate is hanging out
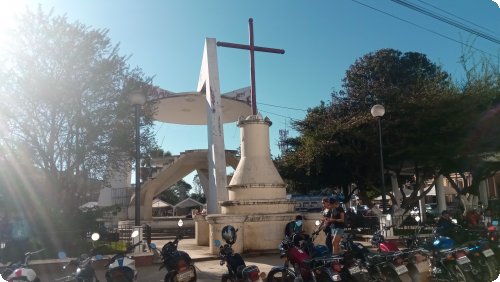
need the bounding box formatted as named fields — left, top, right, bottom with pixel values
left=349, top=266, right=360, bottom=274
left=482, top=249, right=494, bottom=257
left=176, top=269, right=195, bottom=282
left=394, top=265, right=408, bottom=275
left=456, top=256, right=471, bottom=265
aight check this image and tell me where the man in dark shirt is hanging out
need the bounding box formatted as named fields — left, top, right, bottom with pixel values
left=436, top=210, right=454, bottom=236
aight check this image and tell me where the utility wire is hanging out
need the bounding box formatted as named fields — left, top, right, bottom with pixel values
left=415, top=0, right=500, bottom=37
left=259, top=109, right=301, bottom=122
left=258, top=102, right=308, bottom=112
left=350, top=0, right=499, bottom=59
left=390, top=0, right=500, bottom=45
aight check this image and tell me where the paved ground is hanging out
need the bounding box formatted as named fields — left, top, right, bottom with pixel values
left=32, top=253, right=281, bottom=281
left=6, top=238, right=283, bottom=282
left=3, top=237, right=374, bottom=281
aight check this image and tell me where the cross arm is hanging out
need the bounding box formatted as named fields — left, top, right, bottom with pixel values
left=217, top=41, right=285, bottom=54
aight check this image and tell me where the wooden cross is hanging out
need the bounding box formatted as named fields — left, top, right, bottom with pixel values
left=217, top=18, right=285, bottom=115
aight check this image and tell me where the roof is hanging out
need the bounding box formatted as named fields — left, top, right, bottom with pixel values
left=174, top=197, right=204, bottom=208
left=152, top=198, right=172, bottom=208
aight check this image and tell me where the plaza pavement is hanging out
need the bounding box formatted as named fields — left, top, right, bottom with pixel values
left=8, top=237, right=374, bottom=281
left=20, top=238, right=284, bottom=281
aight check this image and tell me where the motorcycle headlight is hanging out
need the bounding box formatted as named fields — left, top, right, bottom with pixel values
left=332, top=274, right=342, bottom=281
left=76, top=267, right=81, bottom=274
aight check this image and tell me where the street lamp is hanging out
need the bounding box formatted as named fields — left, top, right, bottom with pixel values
left=129, top=91, right=146, bottom=226
left=371, top=104, right=387, bottom=213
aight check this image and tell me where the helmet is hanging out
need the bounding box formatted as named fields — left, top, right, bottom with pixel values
left=221, top=225, right=237, bottom=245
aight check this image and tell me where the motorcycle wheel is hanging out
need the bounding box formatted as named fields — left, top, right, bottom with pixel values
left=266, top=268, right=296, bottom=282
left=221, top=273, right=234, bottom=282
left=485, top=257, right=497, bottom=281
left=164, top=272, right=175, bottom=282
left=453, top=264, right=474, bottom=282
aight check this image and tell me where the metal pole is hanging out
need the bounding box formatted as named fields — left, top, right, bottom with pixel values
left=134, top=103, right=141, bottom=226
left=248, top=18, right=257, bottom=115
left=377, top=118, right=387, bottom=214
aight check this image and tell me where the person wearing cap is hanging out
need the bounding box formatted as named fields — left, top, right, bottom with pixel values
left=329, top=197, right=345, bottom=254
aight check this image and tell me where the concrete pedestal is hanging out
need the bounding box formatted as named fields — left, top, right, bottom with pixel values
left=194, top=214, right=209, bottom=246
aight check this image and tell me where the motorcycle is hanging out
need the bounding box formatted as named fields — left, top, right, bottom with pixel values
left=215, top=225, right=266, bottom=282
left=373, top=222, right=430, bottom=282
left=427, top=232, right=476, bottom=282
left=487, top=224, right=500, bottom=265
left=2, top=248, right=44, bottom=282
left=55, top=232, right=103, bottom=282
left=342, top=228, right=411, bottom=282
left=103, top=229, right=142, bottom=282
left=267, top=220, right=349, bottom=281
left=150, top=219, right=196, bottom=282
left=465, top=238, right=497, bottom=282
left=448, top=225, right=498, bottom=282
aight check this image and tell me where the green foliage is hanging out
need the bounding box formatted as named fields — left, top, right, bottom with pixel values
left=0, top=7, right=159, bottom=258
left=158, top=180, right=192, bottom=205
left=0, top=7, right=157, bottom=210
left=276, top=48, right=500, bottom=206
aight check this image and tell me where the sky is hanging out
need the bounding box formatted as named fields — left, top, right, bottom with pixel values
left=0, top=0, right=499, bottom=185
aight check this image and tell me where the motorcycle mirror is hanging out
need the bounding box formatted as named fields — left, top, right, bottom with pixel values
left=415, top=216, right=421, bottom=222
left=451, top=219, right=457, bottom=224
left=58, top=251, right=67, bottom=259
left=149, top=243, right=157, bottom=249
left=315, top=220, right=321, bottom=226
left=91, top=233, right=100, bottom=241
left=214, top=239, right=221, bottom=247
left=95, top=254, right=104, bottom=260
left=178, top=219, right=184, bottom=227
left=131, top=230, right=140, bottom=238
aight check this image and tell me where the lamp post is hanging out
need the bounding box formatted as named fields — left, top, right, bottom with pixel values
left=371, top=104, right=387, bottom=213
left=129, top=91, right=146, bottom=226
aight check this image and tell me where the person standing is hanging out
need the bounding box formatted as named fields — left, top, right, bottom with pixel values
left=329, top=198, right=345, bottom=254
left=317, top=197, right=333, bottom=253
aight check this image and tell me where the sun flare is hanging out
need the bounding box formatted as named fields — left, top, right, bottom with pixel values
left=0, top=0, right=29, bottom=50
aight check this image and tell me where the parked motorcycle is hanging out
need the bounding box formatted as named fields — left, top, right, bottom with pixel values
left=465, top=238, right=497, bottom=282
left=267, top=220, right=348, bottom=281
left=373, top=222, right=430, bottom=282
left=103, top=230, right=142, bottom=282
left=2, top=248, right=44, bottom=282
left=342, top=228, right=412, bottom=282
left=447, top=225, right=498, bottom=282
left=215, top=225, right=265, bottom=282
left=151, top=219, right=196, bottom=282
left=427, top=233, right=476, bottom=282
left=487, top=224, right=500, bottom=265
left=55, top=233, right=103, bottom=282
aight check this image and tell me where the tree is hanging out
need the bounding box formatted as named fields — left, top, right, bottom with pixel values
left=277, top=47, right=500, bottom=217
left=276, top=49, right=454, bottom=209
left=189, top=174, right=206, bottom=203
left=158, top=180, right=192, bottom=205
left=0, top=8, right=157, bottom=213
left=0, top=7, right=161, bottom=256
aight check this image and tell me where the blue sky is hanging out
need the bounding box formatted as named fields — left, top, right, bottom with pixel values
left=1, top=0, right=499, bottom=185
